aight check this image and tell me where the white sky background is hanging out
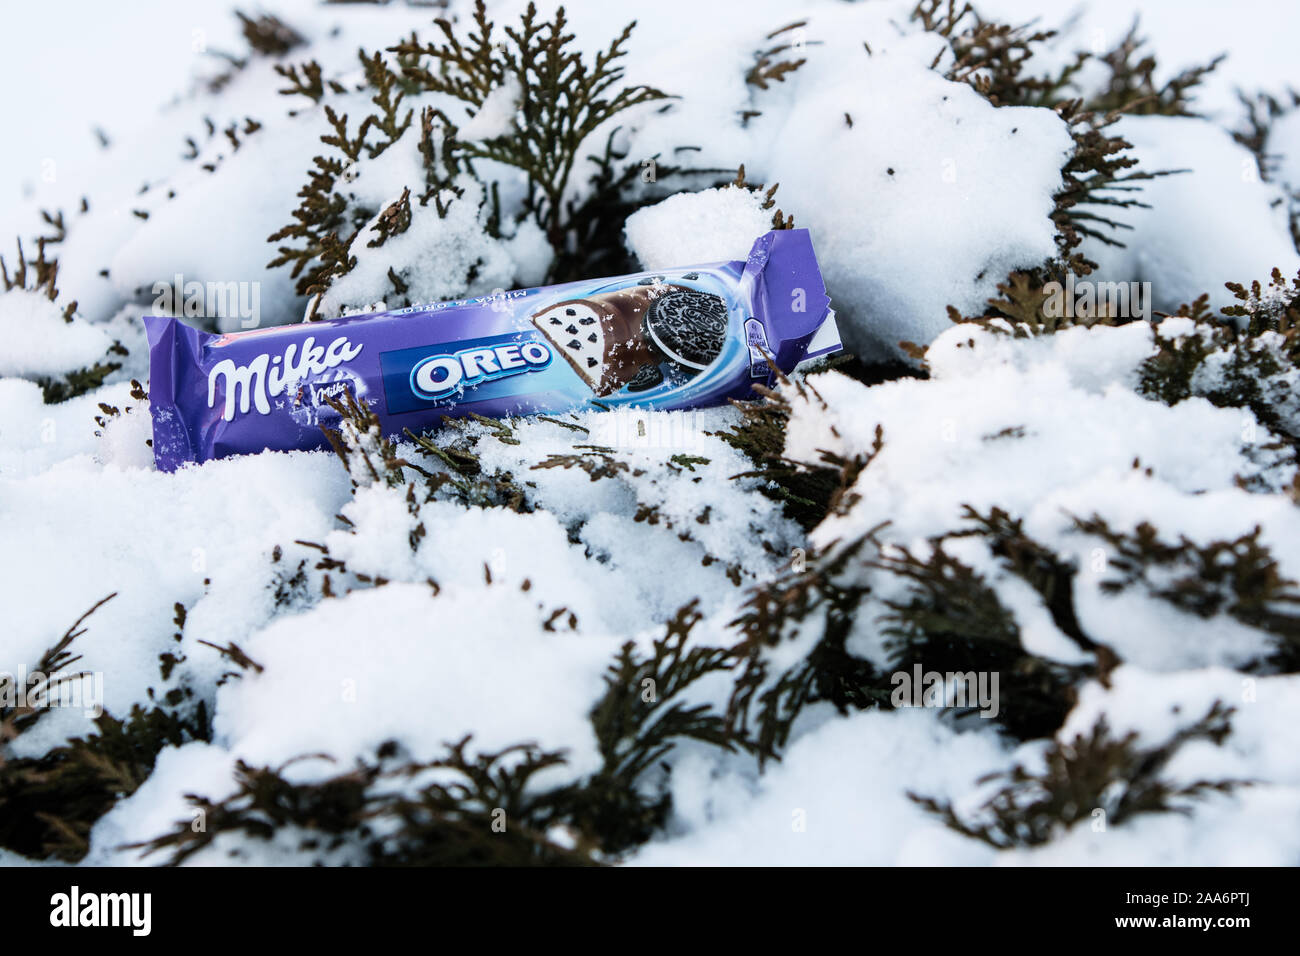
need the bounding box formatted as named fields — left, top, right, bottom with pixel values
left=1, top=0, right=1296, bottom=238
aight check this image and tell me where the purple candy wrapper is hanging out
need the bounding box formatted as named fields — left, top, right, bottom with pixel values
left=144, top=229, right=839, bottom=471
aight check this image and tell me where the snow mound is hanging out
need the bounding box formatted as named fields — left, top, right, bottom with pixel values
left=0, top=292, right=113, bottom=380
left=763, top=47, right=1072, bottom=359
left=624, top=185, right=779, bottom=269
left=1084, top=116, right=1300, bottom=314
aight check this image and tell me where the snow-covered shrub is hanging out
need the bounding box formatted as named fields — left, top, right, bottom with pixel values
left=911, top=701, right=1246, bottom=849
left=267, top=1, right=721, bottom=320
left=0, top=595, right=210, bottom=862
left=696, top=313, right=1300, bottom=857
left=0, top=242, right=125, bottom=401
left=6, top=0, right=1300, bottom=868
left=1138, top=278, right=1300, bottom=447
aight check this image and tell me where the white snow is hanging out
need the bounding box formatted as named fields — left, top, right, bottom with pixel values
left=458, top=75, right=522, bottom=141
left=317, top=176, right=544, bottom=319
left=2, top=0, right=1300, bottom=869
left=761, top=43, right=1073, bottom=360
left=0, top=291, right=113, bottom=379
left=1082, top=116, right=1300, bottom=316
left=624, top=185, right=778, bottom=269
left=106, top=108, right=322, bottom=331
left=1268, top=109, right=1300, bottom=200
left=211, top=581, right=611, bottom=782
left=635, top=706, right=1008, bottom=866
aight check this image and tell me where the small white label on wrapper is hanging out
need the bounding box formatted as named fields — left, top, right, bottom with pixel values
left=794, top=308, right=843, bottom=371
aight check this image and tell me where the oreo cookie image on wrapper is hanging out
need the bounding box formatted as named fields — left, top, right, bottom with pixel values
left=144, top=229, right=840, bottom=471
left=643, top=288, right=729, bottom=369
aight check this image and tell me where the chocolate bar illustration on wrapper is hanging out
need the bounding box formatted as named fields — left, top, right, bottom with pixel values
left=531, top=287, right=673, bottom=397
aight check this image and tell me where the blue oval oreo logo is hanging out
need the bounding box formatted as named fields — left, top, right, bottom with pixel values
left=409, top=339, right=553, bottom=402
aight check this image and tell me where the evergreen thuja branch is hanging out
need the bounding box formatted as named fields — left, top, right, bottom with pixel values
left=935, top=106, right=1186, bottom=303
left=0, top=595, right=211, bottom=863
left=909, top=4, right=1201, bottom=273
left=126, top=755, right=381, bottom=866
left=1, top=706, right=207, bottom=862
left=913, top=4, right=1222, bottom=116
left=1084, top=19, right=1224, bottom=117
left=274, top=59, right=345, bottom=104
left=391, top=736, right=571, bottom=826
left=570, top=601, right=742, bottom=851
left=391, top=1, right=668, bottom=245
left=1052, top=101, right=1185, bottom=266
left=726, top=534, right=884, bottom=762
left=913, top=0, right=1066, bottom=107
left=319, top=104, right=373, bottom=165
left=127, top=602, right=747, bottom=863
left=127, top=603, right=768, bottom=865
left=365, top=187, right=412, bottom=247
left=1222, top=266, right=1300, bottom=340
left=358, top=49, right=413, bottom=157
left=266, top=49, right=418, bottom=299
left=266, top=150, right=352, bottom=292
left=1233, top=89, right=1300, bottom=192
left=943, top=270, right=1125, bottom=336
left=746, top=21, right=809, bottom=90
left=874, top=541, right=1021, bottom=654
left=594, top=602, right=738, bottom=778
left=551, top=129, right=735, bottom=281
left=957, top=506, right=1099, bottom=652
left=870, top=516, right=1104, bottom=739
left=911, top=0, right=971, bottom=37
left=401, top=419, right=532, bottom=512
left=319, top=390, right=413, bottom=489
left=1, top=593, right=115, bottom=744
left=1, top=237, right=60, bottom=300
left=720, top=378, right=871, bottom=529
left=532, top=446, right=632, bottom=481
left=729, top=497, right=1115, bottom=752
left=270, top=2, right=670, bottom=295
left=1070, top=513, right=1300, bottom=660
left=128, top=742, right=595, bottom=867
left=1, top=236, right=128, bottom=401
left=1135, top=270, right=1300, bottom=457
left=237, top=11, right=305, bottom=57
left=911, top=702, right=1248, bottom=849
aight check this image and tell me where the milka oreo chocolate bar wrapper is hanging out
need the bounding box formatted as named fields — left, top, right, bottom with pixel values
left=144, top=229, right=839, bottom=471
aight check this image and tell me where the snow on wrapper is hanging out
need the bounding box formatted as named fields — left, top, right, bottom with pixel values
left=143, top=230, right=838, bottom=471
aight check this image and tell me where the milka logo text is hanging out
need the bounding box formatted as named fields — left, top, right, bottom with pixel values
left=208, top=336, right=362, bottom=421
